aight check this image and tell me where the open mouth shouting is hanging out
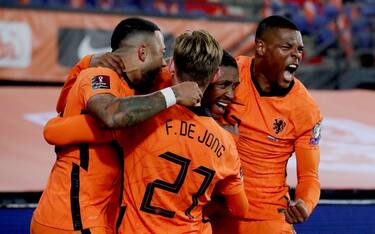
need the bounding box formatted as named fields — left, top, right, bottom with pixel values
left=283, top=63, right=299, bottom=83
left=212, top=99, right=231, bottom=118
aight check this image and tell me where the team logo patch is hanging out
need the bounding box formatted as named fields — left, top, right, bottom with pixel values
left=310, top=122, right=322, bottom=145
left=273, top=119, right=286, bottom=134
left=91, top=75, right=110, bottom=90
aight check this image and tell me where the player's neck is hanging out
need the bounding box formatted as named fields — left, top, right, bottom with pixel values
left=252, top=58, right=271, bottom=92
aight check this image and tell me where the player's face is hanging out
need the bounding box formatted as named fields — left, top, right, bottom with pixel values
left=263, top=28, right=303, bottom=89
left=203, top=65, right=239, bottom=120
left=137, top=31, right=166, bottom=92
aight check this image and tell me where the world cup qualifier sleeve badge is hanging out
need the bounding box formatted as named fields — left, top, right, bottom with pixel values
left=310, top=122, right=322, bottom=145
left=91, top=75, right=110, bottom=90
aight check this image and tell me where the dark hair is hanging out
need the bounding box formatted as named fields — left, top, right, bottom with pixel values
left=220, top=50, right=237, bottom=68
left=111, top=17, right=160, bottom=51
left=255, top=15, right=299, bottom=41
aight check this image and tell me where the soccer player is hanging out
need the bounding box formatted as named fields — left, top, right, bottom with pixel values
left=43, top=50, right=240, bottom=145
left=211, top=15, right=322, bottom=234
left=43, top=32, right=247, bottom=233
left=202, top=50, right=240, bottom=134
left=117, top=30, right=247, bottom=234
left=31, top=17, right=202, bottom=234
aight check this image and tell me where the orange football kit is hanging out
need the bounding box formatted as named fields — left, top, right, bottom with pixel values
left=116, top=105, right=246, bottom=233
left=212, top=56, right=322, bottom=234
left=32, top=63, right=134, bottom=233
left=43, top=104, right=247, bottom=234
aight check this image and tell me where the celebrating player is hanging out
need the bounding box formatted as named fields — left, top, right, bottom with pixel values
left=211, top=15, right=322, bottom=234
left=31, top=17, right=202, bottom=234
left=44, top=30, right=248, bottom=233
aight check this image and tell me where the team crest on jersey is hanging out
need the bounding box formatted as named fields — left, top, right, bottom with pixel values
left=91, top=75, right=110, bottom=90
left=310, top=122, right=322, bottom=145
left=273, top=118, right=286, bottom=134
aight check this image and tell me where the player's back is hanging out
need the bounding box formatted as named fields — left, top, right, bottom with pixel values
left=34, top=67, right=133, bottom=231
left=117, top=105, right=243, bottom=234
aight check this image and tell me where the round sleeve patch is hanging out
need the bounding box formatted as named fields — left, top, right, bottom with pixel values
left=310, top=122, right=322, bottom=145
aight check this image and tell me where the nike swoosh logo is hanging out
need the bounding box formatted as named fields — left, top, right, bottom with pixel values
left=78, top=35, right=111, bottom=59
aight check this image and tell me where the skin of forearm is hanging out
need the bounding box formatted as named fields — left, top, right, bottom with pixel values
left=109, top=91, right=167, bottom=128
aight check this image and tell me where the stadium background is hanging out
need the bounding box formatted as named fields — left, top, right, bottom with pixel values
left=0, top=0, right=374, bottom=233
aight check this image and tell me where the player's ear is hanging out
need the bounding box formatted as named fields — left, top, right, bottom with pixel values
left=137, top=44, right=147, bottom=62
left=255, top=39, right=266, bottom=56
left=168, top=58, right=179, bottom=84
left=168, top=58, right=175, bottom=75
left=210, top=67, right=221, bottom=84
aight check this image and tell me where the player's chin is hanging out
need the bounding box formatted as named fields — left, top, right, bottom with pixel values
left=278, top=80, right=292, bottom=89
left=210, top=105, right=225, bottom=119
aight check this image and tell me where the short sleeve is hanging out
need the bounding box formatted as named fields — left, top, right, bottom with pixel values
left=78, top=67, right=124, bottom=106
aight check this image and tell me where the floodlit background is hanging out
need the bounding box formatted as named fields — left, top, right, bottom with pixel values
left=0, top=0, right=374, bottom=233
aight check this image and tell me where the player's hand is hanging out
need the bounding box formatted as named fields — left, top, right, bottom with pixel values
left=171, top=82, right=202, bottom=106
left=90, top=52, right=125, bottom=76
left=220, top=123, right=239, bottom=135
left=281, top=199, right=309, bottom=224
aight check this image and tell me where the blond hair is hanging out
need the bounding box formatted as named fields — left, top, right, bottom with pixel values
left=173, top=30, right=223, bottom=88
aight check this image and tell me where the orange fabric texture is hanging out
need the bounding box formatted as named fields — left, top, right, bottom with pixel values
left=115, top=105, right=244, bottom=234
left=30, top=217, right=112, bottom=234
left=56, top=55, right=92, bottom=114
left=224, top=56, right=322, bottom=221
left=44, top=115, right=114, bottom=146
left=150, top=67, right=173, bottom=92
left=211, top=216, right=295, bottom=234
left=34, top=67, right=134, bottom=231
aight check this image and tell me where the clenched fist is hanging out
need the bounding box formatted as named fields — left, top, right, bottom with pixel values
left=171, top=82, right=203, bottom=107
left=280, top=199, right=309, bottom=224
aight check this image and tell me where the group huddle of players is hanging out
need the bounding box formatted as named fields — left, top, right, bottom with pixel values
left=31, top=15, right=322, bottom=234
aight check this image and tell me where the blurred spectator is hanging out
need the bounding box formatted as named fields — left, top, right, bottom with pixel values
left=184, top=0, right=227, bottom=17
left=97, top=0, right=114, bottom=10
left=70, top=0, right=85, bottom=8
left=153, top=0, right=182, bottom=15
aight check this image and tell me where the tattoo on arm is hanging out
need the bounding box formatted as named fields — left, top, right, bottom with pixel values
left=87, top=92, right=167, bottom=128
left=111, top=92, right=166, bottom=128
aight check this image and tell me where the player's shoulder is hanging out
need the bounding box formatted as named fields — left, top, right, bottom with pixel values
left=235, top=55, right=252, bottom=71
left=78, top=67, right=120, bottom=81
left=152, top=67, right=172, bottom=91
left=292, top=79, right=320, bottom=111
left=76, top=67, right=124, bottom=91
left=235, top=55, right=252, bottom=64
left=290, top=79, right=322, bottom=127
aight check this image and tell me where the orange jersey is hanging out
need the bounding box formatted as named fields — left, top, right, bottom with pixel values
left=56, top=55, right=92, bottom=114
left=115, top=105, right=244, bottom=234
left=227, top=56, right=322, bottom=220
left=33, top=67, right=134, bottom=231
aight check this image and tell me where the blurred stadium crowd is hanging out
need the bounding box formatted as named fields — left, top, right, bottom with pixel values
left=2, top=0, right=375, bottom=89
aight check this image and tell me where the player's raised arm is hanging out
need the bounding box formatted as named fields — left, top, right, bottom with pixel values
left=43, top=115, right=114, bottom=146
left=87, top=81, right=202, bottom=128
